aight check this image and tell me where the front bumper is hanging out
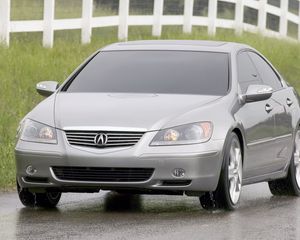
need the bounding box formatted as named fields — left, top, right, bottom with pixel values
left=15, top=130, right=225, bottom=193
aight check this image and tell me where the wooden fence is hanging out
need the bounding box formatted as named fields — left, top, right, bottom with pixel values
left=0, top=0, right=299, bottom=48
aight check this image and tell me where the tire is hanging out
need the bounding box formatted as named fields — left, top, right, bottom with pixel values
left=200, top=132, right=243, bottom=210
left=17, top=181, right=35, bottom=207
left=268, top=130, right=300, bottom=196
left=17, top=181, right=61, bottom=208
left=35, top=192, right=62, bottom=208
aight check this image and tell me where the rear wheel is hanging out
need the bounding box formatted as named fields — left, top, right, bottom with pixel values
left=200, top=132, right=243, bottom=210
left=268, top=130, right=300, bottom=196
left=17, top=181, right=61, bottom=208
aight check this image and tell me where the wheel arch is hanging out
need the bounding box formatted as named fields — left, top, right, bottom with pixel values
left=221, top=124, right=245, bottom=163
left=232, top=128, right=244, bottom=164
left=217, top=125, right=245, bottom=183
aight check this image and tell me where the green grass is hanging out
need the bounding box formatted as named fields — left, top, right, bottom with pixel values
left=10, top=0, right=118, bottom=20
left=1, top=26, right=300, bottom=190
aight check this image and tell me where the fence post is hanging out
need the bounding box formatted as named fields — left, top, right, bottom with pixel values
left=279, top=0, right=288, bottom=37
left=208, top=0, right=217, bottom=35
left=235, top=0, right=244, bottom=35
left=183, top=0, right=194, bottom=33
left=118, top=0, right=129, bottom=40
left=82, top=0, right=93, bottom=44
left=43, top=0, right=55, bottom=48
left=0, top=0, right=10, bottom=46
left=298, top=1, right=300, bottom=41
left=258, top=0, right=267, bottom=34
left=152, top=0, right=164, bottom=37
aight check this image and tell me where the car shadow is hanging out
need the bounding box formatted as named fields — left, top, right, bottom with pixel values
left=103, top=192, right=142, bottom=212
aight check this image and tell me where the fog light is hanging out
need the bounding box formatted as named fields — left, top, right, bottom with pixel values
left=26, top=165, right=37, bottom=176
left=173, top=168, right=185, bottom=178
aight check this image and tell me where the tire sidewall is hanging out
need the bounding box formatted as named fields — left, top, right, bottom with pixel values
left=288, top=145, right=300, bottom=196
left=219, top=132, right=242, bottom=210
left=47, top=192, right=62, bottom=204
left=17, top=180, right=35, bottom=207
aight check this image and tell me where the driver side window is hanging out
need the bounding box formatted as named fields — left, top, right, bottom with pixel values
left=237, top=52, right=262, bottom=93
left=247, top=52, right=283, bottom=91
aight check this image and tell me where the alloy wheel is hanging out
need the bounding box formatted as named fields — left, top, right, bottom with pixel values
left=228, top=139, right=242, bottom=204
left=294, top=130, right=300, bottom=188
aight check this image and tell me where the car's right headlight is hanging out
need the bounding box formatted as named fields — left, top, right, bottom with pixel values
left=19, top=119, right=57, bottom=144
left=150, top=122, right=213, bottom=146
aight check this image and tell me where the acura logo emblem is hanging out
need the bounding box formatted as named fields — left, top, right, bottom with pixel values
left=94, top=133, right=108, bottom=146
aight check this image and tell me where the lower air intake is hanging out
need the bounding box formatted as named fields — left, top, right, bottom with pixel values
left=52, top=166, right=154, bottom=182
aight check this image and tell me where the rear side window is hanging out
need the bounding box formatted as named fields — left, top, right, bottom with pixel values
left=237, top=52, right=262, bottom=93
left=248, top=52, right=282, bottom=91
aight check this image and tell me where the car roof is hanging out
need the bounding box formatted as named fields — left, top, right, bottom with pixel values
left=101, top=40, right=251, bottom=53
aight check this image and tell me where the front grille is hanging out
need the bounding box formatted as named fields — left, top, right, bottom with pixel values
left=65, top=130, right=145, bottom=148
left=52, top=166, right=154, bottom=182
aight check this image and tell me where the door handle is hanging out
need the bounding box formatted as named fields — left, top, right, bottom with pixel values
left=265, top=104, right=273, bottom=113
left=286, top=98, right=293, bottom=107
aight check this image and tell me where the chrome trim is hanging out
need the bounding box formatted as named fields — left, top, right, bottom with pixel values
left=21, top=177, right=53, bottom=186
left=247, top=133, right=293, bottom=147
left=276, top=133, right=293, bottom=140
left=65, top=129, right=145, bottom=149
left=94, top=133, right=108, bottom=146
left=62, top=126, right=148, bottom=132
left=140, top=150, right=219, bottom=158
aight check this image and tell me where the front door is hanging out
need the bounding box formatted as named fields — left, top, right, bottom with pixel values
left=248, top=52, right=294, bottom=173
left=236, top=51, right=278, bottom=178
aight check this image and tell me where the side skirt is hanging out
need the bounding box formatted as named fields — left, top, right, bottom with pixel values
left=242, top=169, right=288, bottom=186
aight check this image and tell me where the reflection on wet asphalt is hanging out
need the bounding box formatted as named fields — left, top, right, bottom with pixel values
left=1, top=182, right=300, bottom=240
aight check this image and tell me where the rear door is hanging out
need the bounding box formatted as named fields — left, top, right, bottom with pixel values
left=248, top=51, right=293, bottom=172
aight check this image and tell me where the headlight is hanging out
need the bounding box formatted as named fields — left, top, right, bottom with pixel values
left=150, top=122, right=213, bottom=146
left=19, top=119, right=57, bottom=144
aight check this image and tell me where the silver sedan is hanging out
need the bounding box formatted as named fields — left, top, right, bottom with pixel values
left=15, top=40, right=300, bottom=210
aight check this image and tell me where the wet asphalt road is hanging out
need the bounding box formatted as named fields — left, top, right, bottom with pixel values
left=0, top=182, right=300, bottom=240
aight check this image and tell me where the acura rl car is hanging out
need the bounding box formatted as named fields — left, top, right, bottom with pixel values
left=15, top=40, right=300, bottom=210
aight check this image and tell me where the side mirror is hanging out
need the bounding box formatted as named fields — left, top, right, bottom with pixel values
left=242, top=84, right=273, bottom=103
left=36, top=81, right=59, bottom=97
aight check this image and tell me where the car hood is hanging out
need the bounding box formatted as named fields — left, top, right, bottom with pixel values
left=54, top=93, right=221, bottom=131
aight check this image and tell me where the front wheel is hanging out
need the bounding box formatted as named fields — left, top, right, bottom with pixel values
left=17, top=181, right=61, bottom=208
left=268, top=130, right=300, bottom=196
left=200, top=132, right=243, bottom=210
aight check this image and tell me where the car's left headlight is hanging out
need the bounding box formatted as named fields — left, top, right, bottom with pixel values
left=18, top=119, right=57, bottom=144
left=150, top=122, right=213, bottom=146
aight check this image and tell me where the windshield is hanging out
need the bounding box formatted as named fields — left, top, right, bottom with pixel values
left=65, top=51, right=229, bottom=95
